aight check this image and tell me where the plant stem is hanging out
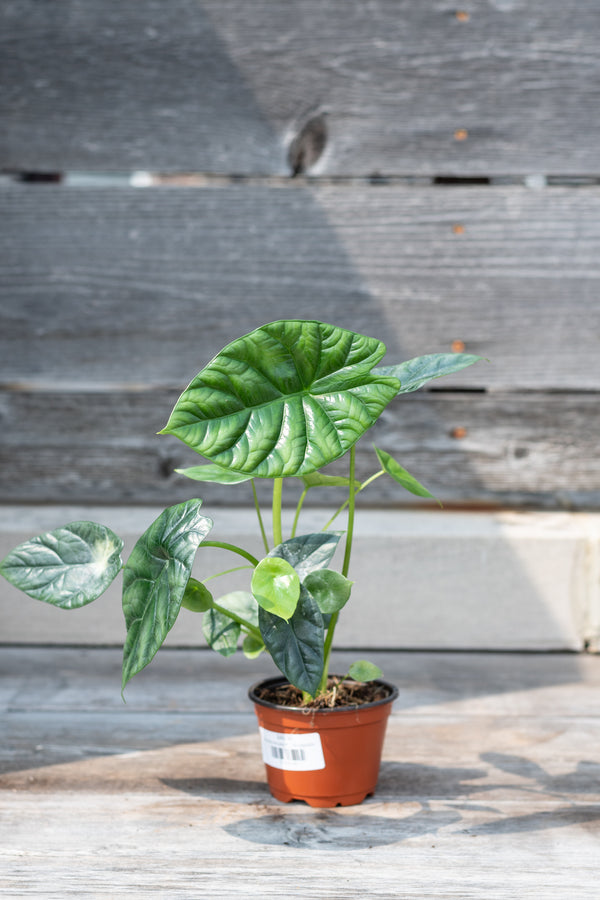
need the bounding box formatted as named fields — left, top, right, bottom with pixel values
left=272, top=477, right=283, bottom=546
left=211, top=601, right=262, bottom=640
left=318, top=446, right=358, bottom=694
left=251, top=479, right=270, bottom=554
left=200, top=541, right=260, bottom=567
left=291, top=486, right=309, bottom=539
left=341, top=446, right=357, bottom=579
left=202, top=565, right=254, bottom=583
left=321, top=469, right=385, bottom=531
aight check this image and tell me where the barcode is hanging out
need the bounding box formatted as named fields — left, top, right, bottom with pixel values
left=271, top=746, right=306, bottom=761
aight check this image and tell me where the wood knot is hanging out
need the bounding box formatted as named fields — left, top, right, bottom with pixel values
left=288, top=114, right=328, bottom=176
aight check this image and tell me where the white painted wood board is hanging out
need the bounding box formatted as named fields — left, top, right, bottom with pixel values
left=1, top=507, right=597, bottom=651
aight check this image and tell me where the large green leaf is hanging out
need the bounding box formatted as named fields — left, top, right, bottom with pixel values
left=375, top=352, right=483, bottom=394
left=0, top=522, right=123, bottom=609
left=121, top=500, right=213, bottom=689
left=160, top=320, right=400, bottom=478
left=259, top=586, right=324, bottom=696
left=268, top=532, right=341, bottom=581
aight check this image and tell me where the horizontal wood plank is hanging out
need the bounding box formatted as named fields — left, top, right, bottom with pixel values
left=1, top=389, right=599, bottom=508
left=1, top=1, right=599, bottom=174
left=2, top=183, right=599, bottom=392
left=1, top=649, right=599, bottom=897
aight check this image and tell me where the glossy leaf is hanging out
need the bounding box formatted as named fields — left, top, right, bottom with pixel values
left=242, top=633, right=265, bottom=659
left=175, top=464, right=251, bottom=484
left=375, top=352, right=483, bottom=394
left=268, top=532, right=341, bottom=581
left=203, top=608, right=240, bottom=657
left=348, top=660, right=383, bottom=683
left=251, top=557, right=300, bottom=620
left=304, top=569, right=353, bottom=615
left=374, top=446, right=440, bottom=505
left=216, top=590, right=259, bottom=629
left=160, top=320, right=400, bottom=477
left=301, top=472, right=361, bottom=489
left=259, top=586, right=324, bottom=696
left=121, top=500, right=213, bottom=689
left=181, top=577, right=213, bottom=612
left=0, top=522, right=123, bottom=609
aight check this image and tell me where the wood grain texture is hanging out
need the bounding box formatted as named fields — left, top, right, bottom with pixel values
left=1, top=389, right=599, bottom=508
left=2, top=183, right=599, bottom=391
left=1, top=649, right=599, bottom=898
left=1, top=0, right=599, bottom=174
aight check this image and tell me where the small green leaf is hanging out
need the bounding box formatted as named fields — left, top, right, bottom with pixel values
left=175, top=464, right=251, bottom=484
left=121, top=500, right=213, bottom=689
left=259, top=586, right=324, bottom=696
left=348, top=660, right=383, bottom=683
left=0, top=522, right=123, bottom=609
left=301, top=472, right=361, bottom=489
left=304, top=569, right=353, bottom=615
left=251, top=557, right=300, bottom=620
left=216, top=590, right=259, bottom=629
left=181, top=577, right=213, bottom=612
left=203, top=608, right=240, bottom=656
left=242, top=633, right=265, bottom=659
left=374, top=446, right=440, bottom=505
left=375, top=352, right=483, bottom=394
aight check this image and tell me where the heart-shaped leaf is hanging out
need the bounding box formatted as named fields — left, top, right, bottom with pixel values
left=160, top=320, right=400, bottom=477
left=259, top=586, right=324, bottom=696
left=251, top=557, right=300, bottom=620
left=121, top=500, right=213, bottom=689
left=0, top=522, right=123, bottom=609
left=268, top=532, right=341, bottom=581
left=375, top=352, right=483, bottom=394
left=304, top=569, right=353, bottom=615
left=374, top=446, right=440, bottom=505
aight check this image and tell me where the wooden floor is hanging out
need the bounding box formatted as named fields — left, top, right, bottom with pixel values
left=1, top=647, right=599, bottom=899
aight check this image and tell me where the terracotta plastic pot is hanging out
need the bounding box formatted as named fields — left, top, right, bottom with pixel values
left=249, top=676, right=398, bottom=808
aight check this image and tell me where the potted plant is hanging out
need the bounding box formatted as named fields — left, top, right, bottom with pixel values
left=0, top=319, right=481, bottom=807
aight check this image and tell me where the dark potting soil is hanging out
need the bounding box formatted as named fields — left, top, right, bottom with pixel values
left=255, top=677, right=392, bottom=710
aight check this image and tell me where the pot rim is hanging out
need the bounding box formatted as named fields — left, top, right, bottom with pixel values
left=248, top=674, right=399, bottom=713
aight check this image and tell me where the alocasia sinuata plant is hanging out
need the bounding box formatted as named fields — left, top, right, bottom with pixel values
left=0, top=320, right=482, bottom=700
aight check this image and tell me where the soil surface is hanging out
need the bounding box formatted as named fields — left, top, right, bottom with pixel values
left=255, top=676, right=392, bottom=709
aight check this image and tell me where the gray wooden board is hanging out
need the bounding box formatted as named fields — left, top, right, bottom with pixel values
left=1, top=389, right=599, bottom=508
left=2, top=1, right=600, bottom=175
left=1, top=648, right=599, bottom=898
left=2, top=184, right=600, bottom=391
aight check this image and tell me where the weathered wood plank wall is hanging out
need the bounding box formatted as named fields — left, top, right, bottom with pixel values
left=1, top=1, right=599, bottom=651
left=1, top=0, right=599, bottom=510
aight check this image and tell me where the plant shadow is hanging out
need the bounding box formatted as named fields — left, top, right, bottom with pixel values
left=164, top=753, right=600, bottom=849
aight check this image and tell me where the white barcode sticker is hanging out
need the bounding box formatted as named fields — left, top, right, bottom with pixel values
left=259, top=727, right=325, bottom=771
